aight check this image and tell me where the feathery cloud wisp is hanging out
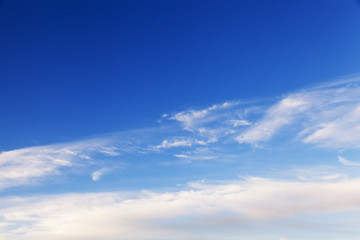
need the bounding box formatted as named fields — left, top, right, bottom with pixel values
left=0, top=137, right=118, bottom=190
left=338, top=156, right=360, bottom=166
left=92, top=168, right=110, bottom=181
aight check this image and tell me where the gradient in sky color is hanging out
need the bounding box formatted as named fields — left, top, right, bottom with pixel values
left=1, top=1, right=360, bottom=240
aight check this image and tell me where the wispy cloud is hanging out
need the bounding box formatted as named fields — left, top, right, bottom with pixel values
left=173, top=147, right=217, bottom=162
left=168, top=102, right=237, bottom=131
left=153, top=138, right=207, bottom=150
left=91, top=168, right=110, bottom=181
left=159, top=76, right=360, bottom=150
left=236, top=96, right=309, bottom=144
left=338, top=156, right=360, bottom=166
left=302, top=104, right=360, bottom=148
left=0, top=137, right=120, bottom=190
left=234, top=77, right=360, bottom=148
left=227, top=119, right=252, bottom=127
left=3, top=76, right=360, bottom=191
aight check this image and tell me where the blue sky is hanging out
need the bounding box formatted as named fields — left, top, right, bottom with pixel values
left=1, top=1, right=360, bottom=240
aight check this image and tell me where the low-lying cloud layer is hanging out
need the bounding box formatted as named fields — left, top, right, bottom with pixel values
left=2, top=77, right=360, bottom=239
left=1, top=177, right=360, bottom=240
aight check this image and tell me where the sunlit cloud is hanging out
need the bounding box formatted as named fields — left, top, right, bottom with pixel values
left=91, top=168, right=110, bottom=181
left=168, top=102, right=238, bottom=131
left=153, top=138, right=207, bottom=150
left=235, top=77, right=360, bottom=148
left=1, top=176, right=360, bottom=240
left=236, top=96, right=310, bottom=144
left=0, top=137, right=120, bottom=190
left=338, top=156, right=360, bottom=166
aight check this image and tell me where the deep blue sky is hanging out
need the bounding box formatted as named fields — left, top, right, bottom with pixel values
left=1, top=0, right=360, bottom=150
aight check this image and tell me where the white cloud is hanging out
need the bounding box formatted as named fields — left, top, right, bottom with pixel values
left=227, top=119, right=252, bottom=127
left=91, top=168, right=110, bottom=181
left=0, top=137, right=119, bottom=190
left=167, top=101, right=239, bottom=131
left=173, top=147, right=217, bottom=161
left=233, top=77, right=360, bottom=149
left=0, top=145, right=74, bottom=190
left=289, top=166, right=348, bottom=181
left=1, top=177, right=360, bottom=240
left=174, top=154, right=216, bottom=161
left=338, top=156, right=360, bottom=166
left=154, top=138, right=207, bottom=149
left=236, top=95, right=310, bottom=144
left=98, top=146, right=120, bottom=156
left=302, top=105, right=360, bottom=148
left=162, top=100, right=259, bottom=145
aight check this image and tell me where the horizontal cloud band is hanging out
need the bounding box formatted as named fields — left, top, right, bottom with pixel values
left=1, top=177, right=360, bottom=240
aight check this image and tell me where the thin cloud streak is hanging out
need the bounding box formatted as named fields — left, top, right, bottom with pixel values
left=236, top=96, right=310, bottom=144
left=91, top=168, right=110, bottom=181
left=338, top=156, right=360, bottom=166
left=153, top=138, right=207, bottom=150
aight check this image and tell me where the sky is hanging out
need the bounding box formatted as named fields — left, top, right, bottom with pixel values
left=1, top=0, right=360, bottom=239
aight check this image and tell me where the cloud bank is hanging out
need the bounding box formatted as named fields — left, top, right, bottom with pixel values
left=1, top=177, right=360, bottom=240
